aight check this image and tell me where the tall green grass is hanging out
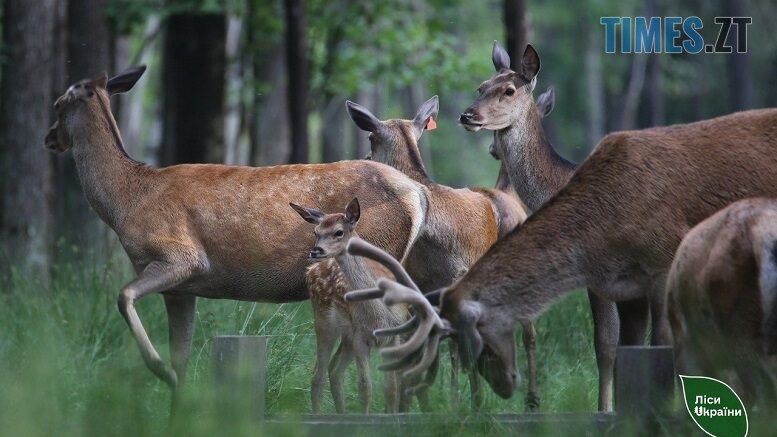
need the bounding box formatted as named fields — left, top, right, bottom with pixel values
left=0, top=250, right=603, bottom=436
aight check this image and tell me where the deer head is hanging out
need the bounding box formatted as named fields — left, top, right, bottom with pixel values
left=45, top=66, right=147, bottom=152
left=488, top=86, right=555, bottom=160
left=290, top=198, right=361, bottom=260
left=460, top=42, right=540, bottom=132
left=345, top=96, right=439, bottom=167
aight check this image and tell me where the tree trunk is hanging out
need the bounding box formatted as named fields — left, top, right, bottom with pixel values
left=246, top=0, right=291, bottom=166
left=503, top=0, right=527, bottom=67
left=640, top=53, right=664, bottom=127
left=0, top=0, right=56, bottom=283
left=283, top=0, right=309, bottom=164
left=160, top=13, right=227, bottom=165
left=321, top=98, right=347, bottom=162
left=249, top=43, right=291, bottom=166
left=224, top=15, right=245, bottom=165
left=725, top=0, right=753, bottom=110
left=584, top=20, right=605, bottom=148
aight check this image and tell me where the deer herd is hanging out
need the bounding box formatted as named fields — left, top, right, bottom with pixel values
left=44, top=41, right=777, bottom=414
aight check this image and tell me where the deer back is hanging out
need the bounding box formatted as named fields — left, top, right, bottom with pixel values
left=117, top=160, right=428, bottom=302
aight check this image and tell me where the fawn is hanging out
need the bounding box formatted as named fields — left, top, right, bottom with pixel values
left=291, top=198, right=410, bottom=413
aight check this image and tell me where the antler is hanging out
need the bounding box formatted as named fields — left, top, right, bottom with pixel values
left=345, top=237, right=421, bottom=337
left=343, top=237, right=452, bottom=382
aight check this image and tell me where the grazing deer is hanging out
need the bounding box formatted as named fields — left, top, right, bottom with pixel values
left=667, top=198, right=777, bottom=403
left=459, top=42, right=648, bottom=411
left=43, top=66, right=428, bottom=404
left=348, top=105, right=777, bottom=405
left=291, top=198, right=410, bottom=413
left=345, top=98, right=542, bottom=410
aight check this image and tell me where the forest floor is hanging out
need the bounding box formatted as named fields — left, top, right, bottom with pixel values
left=0, top=249, right=771, bottom=436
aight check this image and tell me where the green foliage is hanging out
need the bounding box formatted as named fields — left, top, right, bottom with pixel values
left=0, top=251, right=600, bottom=436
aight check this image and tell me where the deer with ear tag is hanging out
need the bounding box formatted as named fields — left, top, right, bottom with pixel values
left=45, top=67, right=428, bottom=409
left=350, top=57, right=777, bottom=408
left=346, top=96, right=542, bottom=410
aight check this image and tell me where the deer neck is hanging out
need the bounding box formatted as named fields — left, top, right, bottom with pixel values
left=496, top=109, right=576, bottom=213
left=377, top=127, right=431, bottom=184
left=335, top=241, right=378, bottom=290
left=71, top=96, right=150, bottom=229
left=446, top=202, right=588, bottom=322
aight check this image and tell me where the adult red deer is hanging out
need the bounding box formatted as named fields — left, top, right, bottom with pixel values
left=43, top=67, right=428, bottom=404
left=459, top=42, right=638, bottom=411
left=345, top=97, right=538, bottom=408
left=667, top=198, right=777, bottom=403
left=349, top=104, right=777, bottom=403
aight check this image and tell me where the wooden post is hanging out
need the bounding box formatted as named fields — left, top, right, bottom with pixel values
left=615, top=346, right=675, bottom=421
left=212, top=335, right=268, bottom=419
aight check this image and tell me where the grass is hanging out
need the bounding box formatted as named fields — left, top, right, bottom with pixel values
left=8, top=247, right=772, bottom=436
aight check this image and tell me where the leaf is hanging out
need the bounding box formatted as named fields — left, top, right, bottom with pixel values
left=680, top=375, right=749, bottom=437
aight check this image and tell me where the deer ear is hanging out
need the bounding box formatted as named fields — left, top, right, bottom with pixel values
left=289, top=202, right=324, bottom=224
left=107, top=65, right=147, bottom=95
left=90, top=72, right=108, bottom=89
left=492, top=41, right=511, bottom=71
left=536, top=86, right=555, bottom=118
left=346, top=100, right=383, bottom=133
left=345, top=198, right=360, bottom=227
left=519, top=44, right=540, bottom=82
left=413, top=95, right=439, bottom=137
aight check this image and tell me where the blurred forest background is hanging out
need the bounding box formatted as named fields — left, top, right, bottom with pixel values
left=1, top=1, right=777, bottom=434
left=0, top=0, right=776, bottom=279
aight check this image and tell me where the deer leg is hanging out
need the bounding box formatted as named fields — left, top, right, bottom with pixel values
left=311, top=323, right=337, bottom=414
left=328, top=341, right=353, bottom=413
left=649, top=290, right=672, bottom=346
left=117, top=261, right=198, bottom=389
left=352, top=337, right=373, bottom=414
left=588, top=289, right=619, bottom=412
left=617, top=297, right=649, bottom=345
left=383, top=369, right=400, bottom=413
left=449, top=341, right=461, bottom=409
left=521, top=321, right=540, bottom=411
left=383, top=337, right=401, bottom=413
left=163, top=294, right=197, bottom=413
left=468, top=367, right=484, bottom=411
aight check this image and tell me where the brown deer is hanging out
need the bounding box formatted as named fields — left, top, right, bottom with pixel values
left=667, top=198, right=777, bottom=403
left=291, top=198, right=410, bottom=413
left=347, top=105, right=777, bottom=405
left=43, top=66, right=428, bottom=404
left=459, top=42, right=647, bottom=411
left=344, top=97, right=541, bottom=410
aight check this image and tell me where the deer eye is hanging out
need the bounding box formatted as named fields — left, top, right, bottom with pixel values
left=335, top=230, right=344, bottom=238
left=505, top=88, right=516, bottom=96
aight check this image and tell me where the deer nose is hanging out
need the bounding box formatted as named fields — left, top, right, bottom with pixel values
left=459, top=112, right=475, bottom=124
left=309, top=247, right=325, bottom=259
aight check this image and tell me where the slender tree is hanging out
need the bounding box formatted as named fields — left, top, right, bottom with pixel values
left=725, top=0, right=753, bottom=110
left=0, top=0, right=56, bottom=282
left=503, top=0, right=527, bottom=68
left=160, top=13, right=227, bottom=165
left=283, top=0, right=310, bottom=163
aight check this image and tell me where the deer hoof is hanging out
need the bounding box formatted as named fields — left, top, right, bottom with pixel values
left=524, top=393, right=540, bottom=412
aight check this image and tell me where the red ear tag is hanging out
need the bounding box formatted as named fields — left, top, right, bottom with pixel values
left=426, top=116, right=437, bottom=130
